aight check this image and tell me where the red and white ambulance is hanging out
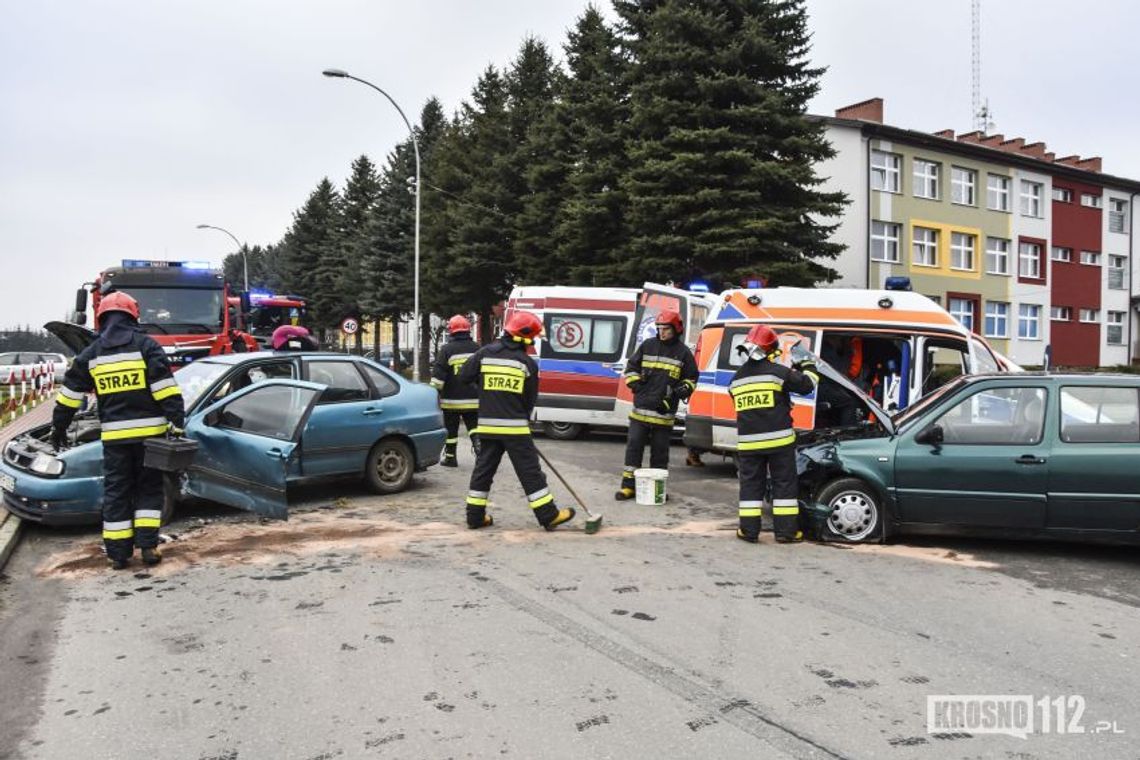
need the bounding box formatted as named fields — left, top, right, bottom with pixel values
left=503, top=283, right=715, bottom=439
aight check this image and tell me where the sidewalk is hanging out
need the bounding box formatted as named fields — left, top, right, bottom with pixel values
left=0, top=402, right=54, bottom=571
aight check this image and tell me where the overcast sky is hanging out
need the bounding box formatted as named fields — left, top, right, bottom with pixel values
left=2, top=0, right=1136, bottom=331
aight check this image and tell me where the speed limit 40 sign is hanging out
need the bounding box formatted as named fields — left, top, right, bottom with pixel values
left=340, top=317, right=359, bottom=336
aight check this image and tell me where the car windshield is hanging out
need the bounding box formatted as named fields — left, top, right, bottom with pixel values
left=173, top=360, right=231, bottom=409
left=130, top=287, right=224, bottom=333
left=892, top=375, right=969, bottom=429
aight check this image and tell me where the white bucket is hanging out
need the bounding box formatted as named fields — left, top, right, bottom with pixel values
left=634, top=468, right=668, bottom=506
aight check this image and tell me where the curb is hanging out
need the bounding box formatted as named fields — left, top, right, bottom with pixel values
left=0, top=510, right=22, bottom=573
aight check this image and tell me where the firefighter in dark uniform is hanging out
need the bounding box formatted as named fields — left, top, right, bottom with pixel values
left=729, top=325, right=818, bottom=543
left=458, top=311, right=575, bottom=531
left=51, top=292, right=186, bottom=569
left=615, top=310, right=698, bottom=500
left=430, top=315, right=480, bottom=467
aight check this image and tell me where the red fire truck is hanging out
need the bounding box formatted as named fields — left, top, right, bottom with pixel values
left=229, top=292, right=308, bottom=347
left=75, top=259, right=258, bottom=368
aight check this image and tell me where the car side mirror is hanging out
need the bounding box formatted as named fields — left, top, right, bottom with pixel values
left=915, top=424, right=944, bottom=445
left=75, top=288, right=88, bottom=315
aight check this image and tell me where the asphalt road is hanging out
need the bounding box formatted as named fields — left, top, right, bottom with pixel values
left=1, top=433, right=1137, bottom=759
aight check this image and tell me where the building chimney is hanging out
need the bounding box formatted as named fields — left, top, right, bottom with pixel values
left=1020, top=142, right=1047, bottom=159
left=933, top=129, right=955, bottom=139
left=999, top=137, right=1026, bottom=152
left=834, top=98, right=884, bottom=124
left=979, top=134, right=1005, bottom=147
left=1044, top=152, right=1056, bottom=162
left=957, top=131, right=985, bottom=144
left=1077, top=156, right=1102, bottom=173
left=1055, top=155, right=1082, bottom=168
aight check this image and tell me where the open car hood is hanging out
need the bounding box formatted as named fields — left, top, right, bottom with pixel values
left=44, top=321, right=97, bottom=355
left=807, top=348, right=896, bottom=436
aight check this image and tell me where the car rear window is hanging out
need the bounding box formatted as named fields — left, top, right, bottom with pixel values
left=1060, top=386, right=1140, bottom=443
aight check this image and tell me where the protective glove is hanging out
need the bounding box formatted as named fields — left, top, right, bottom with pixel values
left=793, top=359, right=818, bottom=374
left=50, top=426, right=67, bottom=450
left=674, top=383, right=693, bottom=403
left=169, top=424, right=186, bottom=438
left=628, top=379, right=644, bottom=394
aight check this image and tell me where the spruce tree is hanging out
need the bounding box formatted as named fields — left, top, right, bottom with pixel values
left=278, top=178, right=343, bottom=336
left=554, top=6, right=632, bottom=285
left=339, top=155, right=382, bottom=351
left=613, top=0, right=847, bottom=287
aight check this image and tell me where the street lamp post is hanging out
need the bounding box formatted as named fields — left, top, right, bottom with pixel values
left=196, top=224, right=248, bottom=291
left=322, top=68, right=422, bottom=383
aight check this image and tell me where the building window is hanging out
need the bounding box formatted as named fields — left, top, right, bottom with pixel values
left=1080, top=193, right=1102, bottom=208
left=1080, top=250, right=1101, bottom=266
left=1020, top=181, right=1043, bottom=217
left=1079, top=308, right=1100, bottom=323
left=912, top=226, right=938, bottom=266
left=1107, top=311, right=1125, bottom=345
left=986, top=175, right=1010, bottom=211
left=985, top=237, right=1010, bottom=275
left=1108, top=255, right=1127, bottom=289
left=1018, top=304, right=1041, bottom=340
left=1109, top=198, right=1128, bottom=233
left=1052, top=187, right=1073, bottom=203
left=984, top=302, right=1009, bottom=338
left=871, top=150, right=901, bottom=193
left=1050, top=306, right=1072, bottom=322
left=948, top=297, right=976, bottom=332
left=950, top=232, right=975, bottom=270
left=1051, top=246, right=1072, bottom=262
left=951, top=167, right=976, bottom=205
left=870, top=221, right=901, bottom=262
left=1019, top=241, right=1042, bottom=278
left=913, top=159, right=940, bottom=199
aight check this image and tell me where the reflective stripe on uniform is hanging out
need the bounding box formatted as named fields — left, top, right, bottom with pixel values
left=623, top=373, right=641, bottom=385
left=729, top=373, right=783, bottom=391
left=772, top=498, right=799, bottom=516
left=445, top=437, right=459, bottom=444
left=440, top=398, right=478, bottom=410
left=475, top=417, right=530, bottom=435
left=88, top=351, right=144, bottom=369
left=641, top=357, right=681, bottom=378
left=100, top=416, right=170, bottom=442
left=429, top=378, right=444, bottom=389
left=448, top=353, right=473, bottom=371
left=134, top=509, right=163, bottom=528
left=481, top=357, right=530, bottom=375
left=466, top=489, right=489, bottom=507
left=737, top=429, right=796, bottom=451
left=55, top=391, right=82, bottom=408
left=58, top=386, right=85, bottom=402
left=152, top=385, right=182, bottom=401
left=527, top=487, right=553, bottom=509
left=630, top=408, right=674, bottom=426
left=103, top=519, right=133, bottom=540
left=739, top=499, right=763, bottom=517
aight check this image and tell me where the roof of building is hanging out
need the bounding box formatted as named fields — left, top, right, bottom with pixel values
left=813, top=98, right=1140, bottom=194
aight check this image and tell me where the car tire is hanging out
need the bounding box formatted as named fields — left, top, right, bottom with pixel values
left=817, top=478, right=883, bottom=543
left=160, top=472, right=183, bottom=525
left=365, top=438, right=415, bottom=495
left=544, top=422, right=584, bottom=441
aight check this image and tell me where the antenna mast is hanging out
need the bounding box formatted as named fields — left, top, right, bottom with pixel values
left=971, top=0, right=991, bottom=133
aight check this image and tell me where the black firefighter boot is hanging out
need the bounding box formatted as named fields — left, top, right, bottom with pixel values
left=441, top=440, right=458, bottom=468
left=141, top=547, right=163, bottom=566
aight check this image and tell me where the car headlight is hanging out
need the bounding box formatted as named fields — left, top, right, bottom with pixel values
left=30, top=453, right=65, bottom=477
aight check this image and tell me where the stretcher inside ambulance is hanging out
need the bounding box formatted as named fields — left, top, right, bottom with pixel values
left=503, top=283, right=714, bottom=439
left=683, top=286, right=1003, bottom=456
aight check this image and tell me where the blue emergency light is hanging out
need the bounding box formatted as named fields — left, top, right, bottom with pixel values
left=687, top=280, right=710, bottom=293
left=121, top=259, right=212, bottom=270
left=884, top=276, right=912, bottom=291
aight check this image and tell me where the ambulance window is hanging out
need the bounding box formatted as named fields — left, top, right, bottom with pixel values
left=922, top=341, right=970, bottom=395
left=688, top=303, right=710, bottom=336
left=969, top=337, right=1000, bottom=374
left=543, top=315, right=625, bottom=362
left=719, top=328, right=752, bottom=368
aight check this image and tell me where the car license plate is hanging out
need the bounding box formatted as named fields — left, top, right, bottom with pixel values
left=0, top=472, right=14, bottom=493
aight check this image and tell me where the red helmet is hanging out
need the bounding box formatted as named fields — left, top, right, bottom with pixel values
left=272, top=325, right=317, bottom=351
left=95, top=291, right=140, bottom=320
left=503, top=311, right=543, bottom=341
left=745, top=324, right=779, bottom=352
left=448, top=314, right=472, bottom=334
left=655, top=310, right=683, bottom=333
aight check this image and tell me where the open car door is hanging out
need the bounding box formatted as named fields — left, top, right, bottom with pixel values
left=184, top=379, right=324, bottom=519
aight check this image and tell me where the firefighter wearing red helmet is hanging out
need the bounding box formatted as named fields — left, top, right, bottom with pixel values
left=430, top=314, right=480, bottom=466
left=51, top=290, right=186, bottom=570
left=456, top=310, right=575, bottom=531
left=728, top=324, right=819, bottom=543
left=615, top=309, right=699, bottom=500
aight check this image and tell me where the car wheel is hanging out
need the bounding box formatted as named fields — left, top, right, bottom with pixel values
left=817, top=478, right=882, bottom=543
left=365, top=439, right=414, bottom=494
left=160, top=472, right=184, bottom=525
left=545, top=422, right=584, bottom=440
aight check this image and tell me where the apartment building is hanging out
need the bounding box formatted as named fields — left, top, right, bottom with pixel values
left=816, top=98, right=1139, bottom=368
